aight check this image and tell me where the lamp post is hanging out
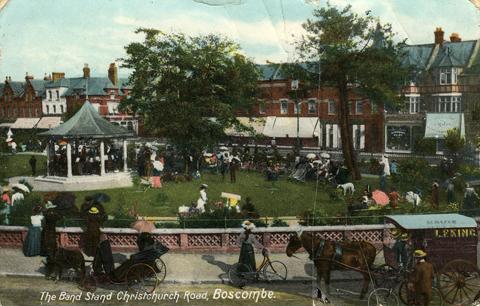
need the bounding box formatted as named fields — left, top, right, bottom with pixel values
left=291, top=80, right=300, bottom=153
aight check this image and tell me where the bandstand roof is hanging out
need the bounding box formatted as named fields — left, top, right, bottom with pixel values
left=39, top=101, right=133, bottom=138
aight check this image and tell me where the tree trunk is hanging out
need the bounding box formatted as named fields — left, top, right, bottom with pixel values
left=337, top=80, right=361, bottom=180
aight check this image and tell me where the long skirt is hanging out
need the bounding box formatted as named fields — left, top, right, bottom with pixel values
left=23, top=226, right=42, bottom=257
left=151, top=176, right=162, bottom=188
left=238, top=242, right=256, bottom=272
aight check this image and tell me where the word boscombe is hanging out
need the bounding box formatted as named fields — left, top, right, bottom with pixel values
left=212, top=288, right=275, bottom=303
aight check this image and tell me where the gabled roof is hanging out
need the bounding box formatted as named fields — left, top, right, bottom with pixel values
left=400, top=44, right=435, bottom=69
left=64, top=77, right=115, bottom=96
left=8, top=81, right=25, bottom=97
left=257, top=64, right=286, bottom=81
left=431, top=41, right=476, bottom=68
left=39, top=101, right=133, bottom=138
left=29, top=80, right=46, bottom=97
left=45, top=78, right=71, bottom=88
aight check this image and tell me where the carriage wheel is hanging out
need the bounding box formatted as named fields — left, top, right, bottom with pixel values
left=372, top=264, right=398, bottom=289
left=367, top=288, right=399, bottom=306
left=155, top=258, right=167, bottom=284
left=262, top=261, right=287, bottom=282
left=438, top=259, right=480, bottom=305
left=126, top=263, right=159, bottom=294
left=228, top=263, right=252, bottom=288
left=399, top=281, right=443, bottom=305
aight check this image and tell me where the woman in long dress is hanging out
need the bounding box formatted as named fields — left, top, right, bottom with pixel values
left=237, top=220, right=266, bottom=273
left=196, top=184, right=208, bottom=213
left=23, top=205, right=44, bottom=257
left=82, top=204, right=106, bottom=257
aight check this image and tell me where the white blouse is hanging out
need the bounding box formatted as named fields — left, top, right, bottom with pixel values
left=31, top=215, right=44, bottom=227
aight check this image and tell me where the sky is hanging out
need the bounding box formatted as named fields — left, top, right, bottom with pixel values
left=0, top=0, right=479, bottom=80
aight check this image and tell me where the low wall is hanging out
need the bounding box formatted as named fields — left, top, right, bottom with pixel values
left=0, top=224, right=387, bottom=253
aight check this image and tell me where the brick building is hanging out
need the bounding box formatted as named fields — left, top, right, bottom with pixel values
left=230, top=63, right=385, bottom=153
left=0, top=63, right=139, bottom=133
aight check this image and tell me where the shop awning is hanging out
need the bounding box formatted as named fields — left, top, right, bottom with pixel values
left=225, top=117, right=266, bottom=137
left=263, top=116, right=320, bottom=138
left=10, top=118, right=40, bottom=129
left=385, top=214, right=476, bottom=230
left=424, top=113, right=465, bottom=139
left=36, top=117, right=62, bottom=129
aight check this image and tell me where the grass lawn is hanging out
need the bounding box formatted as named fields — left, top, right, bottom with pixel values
left=0, top=155, right=467, bottom=220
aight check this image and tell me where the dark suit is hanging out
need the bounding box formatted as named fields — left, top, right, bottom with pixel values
left=414, top=260, right=435, bottom=305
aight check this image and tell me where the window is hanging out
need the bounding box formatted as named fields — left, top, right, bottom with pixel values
left=28, top=108, right=31, bottom=117
left=439, top=68, right=458, bottom=85
left=437, top=96, right=461, bottom=113
left=308, top=99, right=316, bottom=114
left=48, top=91, right=52, bottom=100
left=110, top=94, right=115, bottom=100
left=53, top=105, right=57, bottom=113
left=258, top=100, right=265, bottom=114
left=328, top=126, right=334, bottom=148
left=56, top=90, right=59, bottom=100
left=355, top=100, right=363, bottom=114
left=405, top=96, right=420, bottom=113
left=328, top=99, right=336, bottom=114
left=60, top=105, right=64, bottom=113
left=280, top=99, right=288, bottom=114
left=46, top=105, right=50, bottom=114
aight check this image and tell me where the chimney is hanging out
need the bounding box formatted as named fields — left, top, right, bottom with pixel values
left=108, top=63, right=118, bottom=87
left=434, top=27, right=444, bottom=45
left=52, top=72, right=65, bottom=81
left=450, top=32, right=462, bottom=42
left=83, top=63, right=90, bottom=79
left=25, top=72, right=33, bottom=81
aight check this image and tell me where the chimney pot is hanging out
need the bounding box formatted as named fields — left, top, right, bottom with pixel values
left=450, top=32, right=462, bottom=42
left=83, top=63, right=90, bottom=79
left=434, top=27, right=445, bottom=45
left=108, top=62, right=118, bottom=87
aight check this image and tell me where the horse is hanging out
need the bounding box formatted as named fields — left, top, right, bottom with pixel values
left=286, top=231, right=377, bottom=301
left=46, top=248, right=86, bottom=285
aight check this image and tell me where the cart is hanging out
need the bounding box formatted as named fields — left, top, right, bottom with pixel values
left=385, top=213, right=480, bottom=305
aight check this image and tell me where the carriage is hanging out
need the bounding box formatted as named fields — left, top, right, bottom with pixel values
left=384, top=213, right=480, bottom=305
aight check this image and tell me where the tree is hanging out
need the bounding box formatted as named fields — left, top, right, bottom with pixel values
left=294, top=4, right=410, bottom=179
left=121, top=29, right=259, bottom=166
left=444, top=128, right=465, bottom=158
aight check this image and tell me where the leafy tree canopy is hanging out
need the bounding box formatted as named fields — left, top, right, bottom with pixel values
left=121, top=29, right=259, bottom=151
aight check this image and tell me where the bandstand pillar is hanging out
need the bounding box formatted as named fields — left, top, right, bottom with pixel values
left=123, top=139, right=128, bottom=172
left=100, top=140, right=105, bottom=176
left=66, top=142, right=72, bottom=178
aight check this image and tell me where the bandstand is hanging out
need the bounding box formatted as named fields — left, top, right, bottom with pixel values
left=33, top=101, right=135, bottom=191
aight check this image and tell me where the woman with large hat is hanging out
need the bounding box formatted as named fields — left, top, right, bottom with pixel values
left=236, top=220, right=267, bottom=273
left=41, top=201, right=62, bottom=279
left=82, top=204, right=106, bottom=257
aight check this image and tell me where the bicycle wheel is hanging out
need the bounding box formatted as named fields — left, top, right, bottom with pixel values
left=229, top=263, right=252, bottom=288
left=399, top=281, right=415, bottom=305
left=368, top=288, right=399, bottom=306
left=126, top=263, right=158, bottom=294
left=155, top=258, right=167, bottom=283
left=263, top=261, right=287, bottom=282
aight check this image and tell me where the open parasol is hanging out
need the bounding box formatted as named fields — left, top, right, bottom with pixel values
left=11, top=183, right=30, bottom=193
left=371, top=190, right=389, bottom=206
left=306, top=153, right=316, bottom=159
left=131, top=220, right=156, bottom=233
left=320, top=152, right=331, bottom=159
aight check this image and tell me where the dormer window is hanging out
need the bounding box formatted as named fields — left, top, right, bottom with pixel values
left=439, top=68, right=458, bottom=85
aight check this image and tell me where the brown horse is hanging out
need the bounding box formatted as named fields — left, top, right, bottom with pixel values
left=286, top=231, right=377, bottom=300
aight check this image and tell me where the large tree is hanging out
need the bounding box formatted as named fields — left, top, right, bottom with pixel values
left=295, top=4, right=410, bottom=179
left=121, top=29, right=259, bottom=157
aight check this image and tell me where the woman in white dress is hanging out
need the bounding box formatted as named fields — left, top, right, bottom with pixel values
left=23, top=205, right=44, bottom=257
left=196, top=184, right=208, bottom=213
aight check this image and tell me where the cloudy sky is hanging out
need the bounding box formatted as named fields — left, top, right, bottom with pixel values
left=0, top=0, right=478, bottom=80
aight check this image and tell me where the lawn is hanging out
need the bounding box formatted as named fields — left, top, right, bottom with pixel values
left=0, top=155, right=470, bottom=222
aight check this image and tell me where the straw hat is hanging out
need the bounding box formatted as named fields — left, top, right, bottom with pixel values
left=241, top=220, right=256, bottom=230
left=88, top=207, right=99, bottom=214
left=400, top=233, right=410, bottom=241
left=201, top=184, right=208, bottom=189
left=414, top=249, right=427, bottom=258
left=2, top=186, right=9, bottom=193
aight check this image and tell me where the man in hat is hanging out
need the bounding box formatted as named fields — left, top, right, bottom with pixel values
left=29, top=155, right=37, bottom=176
left=431, top=180, right=440, bottom=209
left=393, top=232, right=412, bottom=268
left=411, top=249, right=434, bottom=306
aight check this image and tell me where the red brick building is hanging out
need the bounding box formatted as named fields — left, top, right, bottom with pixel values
left=230, top=64, right=384, bottom=152
left=0, top=75, right=43, bottom=120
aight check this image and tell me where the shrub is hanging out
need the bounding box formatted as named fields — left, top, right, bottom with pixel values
left=178, top=208, right=267, bottom=228
left=414, top=138, right=436, bottom=155
left=8, top=194, right=43, bottom=226
left=270, top=218, right=288, bottom=227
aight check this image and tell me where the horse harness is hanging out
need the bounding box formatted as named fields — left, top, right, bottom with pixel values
left=310, top=240, right=343, bottom=263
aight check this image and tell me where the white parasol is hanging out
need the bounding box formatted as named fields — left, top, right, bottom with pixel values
left=11, top=183, right=30, bottom=193
left=219, top=146, right=229, bottom=151
left=153, top=160, right=164, bottom=171
left=320, top=153, right=331, bottom=159
left=6, top=128, right=13, bottom=138
left=306, top=153, right=316, bottom=159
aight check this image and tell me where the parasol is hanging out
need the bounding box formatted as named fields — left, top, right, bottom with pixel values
left=219, top=146, right=229, bottom=151
left=6, top=128, right=13, bottom=138
left=131, top=220, right=156, bottom=233
left=11, top=183, right=30, bottom=193
left=320, top=153, right=331, bottom=159
left=371, top=190, right=389, bottom=206
left=92, top=192, right=111, bottom=203
left=153, top=160, right=164, bottom=171
left=306, top=153, right=316, bottom=159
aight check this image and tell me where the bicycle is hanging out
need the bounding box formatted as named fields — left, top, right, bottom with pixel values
left=228, top=254, right=287, bottom=288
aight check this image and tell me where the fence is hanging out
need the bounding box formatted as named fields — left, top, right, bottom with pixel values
left=0, top=224, right=387, bottom=253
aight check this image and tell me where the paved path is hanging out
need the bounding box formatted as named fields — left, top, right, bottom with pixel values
left=0, top=247, right=386, bottom=284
